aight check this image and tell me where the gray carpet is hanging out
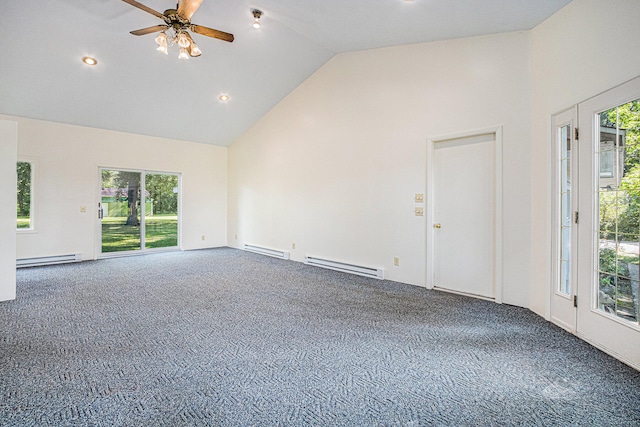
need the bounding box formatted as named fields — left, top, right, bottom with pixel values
left=1, top=247, right=639, bottom=426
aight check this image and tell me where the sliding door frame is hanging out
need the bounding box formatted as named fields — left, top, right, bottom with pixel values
left=97, top=166, right=182, bottom=258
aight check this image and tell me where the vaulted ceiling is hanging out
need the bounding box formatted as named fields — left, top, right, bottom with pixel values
left=0, top=0, right=571, bottom=147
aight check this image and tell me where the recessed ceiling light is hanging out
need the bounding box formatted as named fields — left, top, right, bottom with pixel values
left=219, top=94, right=230, bottom=102
left=82, top=56, right=97, bottom=66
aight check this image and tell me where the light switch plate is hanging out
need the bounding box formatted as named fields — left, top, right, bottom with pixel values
left=415, top=207, right=424, bottom=216
left=415, top=193, right=424, bottom=203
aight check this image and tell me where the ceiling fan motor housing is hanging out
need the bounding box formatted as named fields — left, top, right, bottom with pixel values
left=164, top=9, right=190, bottom=27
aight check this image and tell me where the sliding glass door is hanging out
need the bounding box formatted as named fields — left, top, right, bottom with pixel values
left=144, top=173, right=179, bottom=249
left=100, top=168, right=179, bottom=255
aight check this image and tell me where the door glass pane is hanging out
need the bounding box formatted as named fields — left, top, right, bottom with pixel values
left=101, top=170, right=141, bottom=252
left=144, top=173, right=179, bottom=249
left=558, top=124, right=572, bottom=295
left=596, top=99, right=640, bottom=324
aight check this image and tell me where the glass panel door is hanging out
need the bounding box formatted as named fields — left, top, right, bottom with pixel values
left=145, top=173, right=179, bottom=249
left=101, top=169, right=142, bottom=253
left=551, top=109, right=578, bottom=333
left=577, top=76, right=640, bottom=369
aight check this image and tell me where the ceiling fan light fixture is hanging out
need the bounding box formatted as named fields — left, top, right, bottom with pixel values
left=190, top=41, right=202, bottom=57
left=123, top=0, right=234, bottom=59
left=156, top=31, right=169, bottom=55
left=252, top=9, right=262, bottom=29
left=155, top=31, right=168, bottom=54
left=155, top=31, right=167, bottom=46
left=177, top=32, right=190, bottom=48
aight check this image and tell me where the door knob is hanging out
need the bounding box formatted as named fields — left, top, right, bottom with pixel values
left=434, top=223, right=441, bottom=229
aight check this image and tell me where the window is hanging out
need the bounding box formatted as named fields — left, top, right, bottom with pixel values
left=558, top=124, right=572, bottom=295
left=16, top=161, right=33, bottom=230
left=597, top=98, right=639, bottom=323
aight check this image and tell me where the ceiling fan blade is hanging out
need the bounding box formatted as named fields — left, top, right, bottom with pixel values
left=177, top=0, right=204, bottom=21
left=121, top=0, right=165, bottom=20
left=130, top=25, right=169, bottom=36
left=191, top=25, right=234, bottom=43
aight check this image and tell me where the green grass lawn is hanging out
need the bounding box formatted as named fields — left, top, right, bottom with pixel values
left=17, top=217, right=30, bottom=229
left=102, top=215, right=177, bottom=252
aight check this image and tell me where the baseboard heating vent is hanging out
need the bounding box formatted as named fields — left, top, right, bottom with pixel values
left=17, top=254, right=82, bottom=268
left=304, top=256, right=384, bottom=279
left=243, top=244, right=290, bottom=260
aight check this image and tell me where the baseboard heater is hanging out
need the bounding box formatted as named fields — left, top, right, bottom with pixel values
left=243, top=244, right=290, bottom=260
left=16, top=254, right=82, bottom=268
left=304, top=256, right=385, bottom=279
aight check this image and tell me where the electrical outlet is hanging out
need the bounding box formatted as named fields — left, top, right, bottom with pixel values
left=415, top=207, right=424, bottom=216
left=393, top=257, right=399, bottom=266
left=415, top=193, right=424, bottom=203
left=292, top=243, right=296, bottom=249
left=235, top=234, right=237, bottom=240
left=80, top=205, right=86, bottom=213
left=201, top=235, right=205, bottom=241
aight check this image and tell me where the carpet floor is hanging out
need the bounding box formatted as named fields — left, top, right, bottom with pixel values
left=1, top=247, right=639, bottom=426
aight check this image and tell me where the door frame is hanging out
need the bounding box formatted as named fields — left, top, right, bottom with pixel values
left=426, top=126, right=503, bottom=303
left=97, top=166, right=182, bottom=259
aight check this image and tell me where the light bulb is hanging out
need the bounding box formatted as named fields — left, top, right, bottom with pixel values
left=252, top=19, right=261, bottom=29
left=155, top=32, right=167, bottom=45
left=157, top=44, right=168, bottom=54
left=178, top=47, right=189, bottom=59
left=177, top=32, right=190, bottom=48
left=190, top=42, right=202, bottom=57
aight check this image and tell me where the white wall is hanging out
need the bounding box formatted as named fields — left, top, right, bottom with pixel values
left=530, top=0, right=640, bottom=317
left=228, top=32, right=533, bottom=307
left=0, top=115, right=228, bottom=261
left=0, top=120, right=17, bottom=301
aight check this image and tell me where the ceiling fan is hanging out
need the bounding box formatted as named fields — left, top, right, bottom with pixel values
left=122, top=0, right=234, bottom=58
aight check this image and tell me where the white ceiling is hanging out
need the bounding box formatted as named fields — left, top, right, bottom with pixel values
left=0, top=0, right=572, bottom=147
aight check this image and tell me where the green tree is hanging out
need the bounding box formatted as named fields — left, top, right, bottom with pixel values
left=145, top=174, right=178, bottom=215
left=602, top=101, right=640, bottom=235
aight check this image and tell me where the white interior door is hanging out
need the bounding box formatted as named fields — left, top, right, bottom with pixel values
left=432, top=133, right=497, bottom=299
left=550, top=109, right=578, bottom=333
left=576, top=76, right=640, bottom=369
